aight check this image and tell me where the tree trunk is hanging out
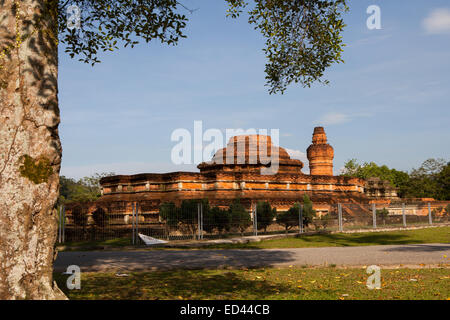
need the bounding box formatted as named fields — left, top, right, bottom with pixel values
left=0, top=0, right=66, bottom=299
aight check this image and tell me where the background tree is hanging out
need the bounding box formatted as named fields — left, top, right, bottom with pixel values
left=78, top=172, right=115, bottom=197
left=340, top=158, right=359, bottom=176
left=71, top=204, right=89, bottom=241
left=436, top=163, right=450, bottom=201
left=92, top=207, right=108, bottom=228
left=203, top=206, right=231, bottom=234
left=301, top=194, right=316, bottom=227
left=256, top=201, right=276, bottom=232
left=445, top=204, right=450, bottom=217
left=71, top=205, right=87, bottom=227
left=314, top=212, right=331, bottom=230
left=229, top=199, right=252, bottom=235
left=160, top=201, right=233, bottom=235
left=180, top=199, right=209, bottom=239
left=213, top=207, right=232, bottom=234
left=416, top=158, right=447, bottom=175
left=407, top=159, right=446, bottom=199
left=0, top=0, right=349, bottom=299
left=276, top=203, right=300, bottom=233
left=59, top=172, right=115, bottom=204
left=159, top=202, right=178, bottom=226
left=341, top=159, right=411, bottom=197
left=201, top=203, right=216, bottom=234
left=376, top=208, right=389, bottom=226
left=341, top=158, right=449, bottom=200
left=159, top=201, right=179, bottom=239
left=431, top=207, right=443, bottom=219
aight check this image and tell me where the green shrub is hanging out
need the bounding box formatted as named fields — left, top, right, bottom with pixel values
left=92, top=207, right=108, bottom=228
left=71, top=205, right=87, bottom=227
left=276, top=203, right=300, bottom=232
left=302, top=194, right=316, bottom=227
left=256, top=201, right=277, bottom=232
left=229, top=199, right=252, bottom=235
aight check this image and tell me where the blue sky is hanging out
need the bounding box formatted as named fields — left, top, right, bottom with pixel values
left=59, top=0, right=450, bottom=179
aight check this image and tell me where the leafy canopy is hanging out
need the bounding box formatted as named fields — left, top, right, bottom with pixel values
left=53, top=0, right=348, bottom=93
left=410, top=159, right=449, bottom=200
left=229, top=198, right=252, bottom=233
left=256, top=200, right=276, bottom=231
left=301, top=194, right=316, bottom=226
left=226, top=0, right=348, bottom=93
left=57, top=0, right=188, bottom=65
left=59, top=172, right=115, bottom=204
left=376, top=208, right=389, bottom=219
left=276, top=203, right=300, bottom=231
left=341, top=159, right=411, bottom=197
left=341, top=158, right=450, bottom=200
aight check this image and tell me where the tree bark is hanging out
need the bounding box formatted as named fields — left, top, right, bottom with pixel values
left=0, top=0, right=66, bottom=299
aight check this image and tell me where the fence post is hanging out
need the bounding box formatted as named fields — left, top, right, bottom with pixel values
left=402, top=203, right=406, bottom=228
left=252, top=204, right=255, bottom=236
left=428, top=203, right=432, bottom=225
left=337, top=204, right=340, bottom=231
left=299, top=204, right=303, bottom=234
left=197, top=203, right=201, bottom=240
left=131, top=203, right=134, bottom=245
left=372, top=203, right=377, bottom=229
left=135, top=202, right=139, bottom=244
left=166, top=217, right=170, bottom=241
left=62, top=205, right=65, bottom=243
left=254, top=204, right=258, bottom=236
left=58, top=206, right=62, bottom=243
left=200, top=202, right=204, bottom=240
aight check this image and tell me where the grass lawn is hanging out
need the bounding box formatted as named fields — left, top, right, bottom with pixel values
left=204, top=226, right=450, bottom=249
left=57, top=237, right=132, bottom=250
left=56, top=226, right=450, bottom=251
left=54, top=266, right=450, bottom=300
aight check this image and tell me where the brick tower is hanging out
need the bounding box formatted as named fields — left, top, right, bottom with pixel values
left=306, top=127, right=334, bottom=176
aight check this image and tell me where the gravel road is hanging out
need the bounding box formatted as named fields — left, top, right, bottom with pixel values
left=54, top=243, right=450, bottom=272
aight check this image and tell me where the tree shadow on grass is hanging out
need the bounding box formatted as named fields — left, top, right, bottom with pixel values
left=381, top=244, right=450, bottom=252
left=206, top=230, right=443, bottom=250
left=54, top=270, right=304, bottom=300
left=296, top=233, right=419, bottom=247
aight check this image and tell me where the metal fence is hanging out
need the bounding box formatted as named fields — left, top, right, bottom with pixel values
left=57, top=201, right=450, bottom=244
left=332, top=202, right=449, bottom=232
left=57, top=204, right=140, bottom=243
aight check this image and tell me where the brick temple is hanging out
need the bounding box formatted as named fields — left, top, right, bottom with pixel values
left=97, top=127, right=376, bottom=215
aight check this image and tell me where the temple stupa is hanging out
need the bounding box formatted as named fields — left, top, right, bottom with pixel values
left=96, top=127, right=368, bottom=214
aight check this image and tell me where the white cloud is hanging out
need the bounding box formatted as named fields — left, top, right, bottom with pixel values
left=314, top=112, right=372, bottom=126
left=285, top=148, right=308, bottom=162
left=423, top=8, right=450, bottom=34
left=348, top=34, right=392, bottom=48
left=314, top=112, right=351, bottom=126
left=285, top=148, right=309, bottom=174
